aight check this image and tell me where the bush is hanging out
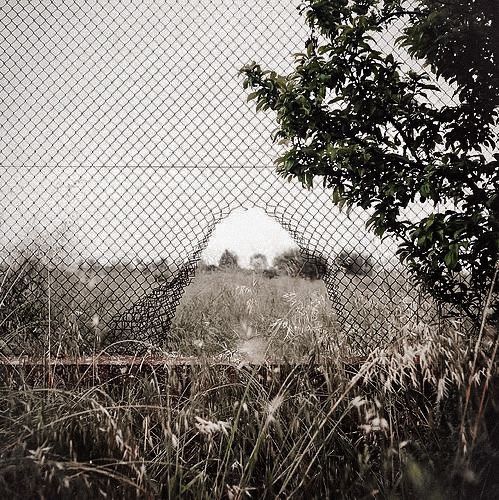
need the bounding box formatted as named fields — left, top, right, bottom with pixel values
left=335, top=250, right=373, bottom=276
left=273, top=249, right=327, bottom=279
left=263, top=268, right=278, bottom=279
left=218, top=250, right=239, bottom=269
left=249, top=253, right=268, bottom=272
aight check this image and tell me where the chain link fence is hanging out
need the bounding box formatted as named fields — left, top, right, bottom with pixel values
left=0, top=1, right=459, bottom=357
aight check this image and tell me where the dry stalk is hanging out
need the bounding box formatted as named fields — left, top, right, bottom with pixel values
left=459, top=261, right=498, bottom=459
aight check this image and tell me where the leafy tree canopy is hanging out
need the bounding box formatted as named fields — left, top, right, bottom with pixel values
left=241, top=0, right=498, bottom=320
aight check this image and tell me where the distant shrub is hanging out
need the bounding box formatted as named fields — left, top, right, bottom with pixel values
left=335, top=250, right=373, bottom=276
left=273, top=249, right=301, bottom=277
left=249, top=253, right=268, bottom=272
left=198, top=260, right=218, bottom=273
left=273, top=249, right=327, bottom=280
left=263, top=268, right=278, bottom=279
left=218, top=249, right=239, bottom=269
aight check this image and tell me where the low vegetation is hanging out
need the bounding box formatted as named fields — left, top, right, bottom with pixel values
left=1, top=319, right=497, bottom=498
left=171, top=268, right=336, bottom=360
left=0, top=253, right=497, bottom=498
left=0, top=252, right=433, bottom=358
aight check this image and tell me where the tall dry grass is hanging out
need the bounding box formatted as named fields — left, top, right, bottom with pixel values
left=171, top=269, right=338, bottom=360
left=1, top=324, right=497, bottom=498
left=0, top=260, right=497, bottom=498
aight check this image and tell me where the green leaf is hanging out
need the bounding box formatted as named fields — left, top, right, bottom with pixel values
left=332, top=185, right=344, bottom=204
left=420, top=183, right=431, bottom=198
left=444, top=245, right=459, bottom=270
left=246, top=91, right=259, bottom=102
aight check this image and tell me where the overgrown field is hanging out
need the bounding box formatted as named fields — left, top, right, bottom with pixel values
left=0, top=257, right=438, bottom=358
left=0, top=258, right=340, bottom=357
left=0, top=259, right=497, bottom=498
left=1, top=327, right=497, bottom=499
left=171, top=269, right=337, bottom=360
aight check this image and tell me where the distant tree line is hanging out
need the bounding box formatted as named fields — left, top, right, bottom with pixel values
left=197, top=248, right=373, bottom=279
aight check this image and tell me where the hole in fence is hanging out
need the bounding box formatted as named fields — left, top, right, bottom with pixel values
left=0, top=208, right=439, bottom=360
left=170, top=208, right=339, bottom=362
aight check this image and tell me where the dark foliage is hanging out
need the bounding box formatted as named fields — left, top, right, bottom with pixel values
left=335, top=250, right=373, bottom=276
left=263, top=268, right=279, bottom=279
left=249, top=253, right=269, bottom=272
left=273, top=248, right=328, bottom=279
left=0, top=257, right=47, bottom=348
left=241, top=0, right=499, bottom=323
left=218, top=249, right=240, bottom=269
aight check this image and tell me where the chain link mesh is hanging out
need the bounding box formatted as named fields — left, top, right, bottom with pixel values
left=0, top=1, right=458, bottom=356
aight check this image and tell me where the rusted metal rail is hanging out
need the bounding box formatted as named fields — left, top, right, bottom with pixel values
left=0, top=355, right=353, bottom=394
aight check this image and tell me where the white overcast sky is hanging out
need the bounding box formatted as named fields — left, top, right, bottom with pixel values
left=0, top=1, right=442, bottom=267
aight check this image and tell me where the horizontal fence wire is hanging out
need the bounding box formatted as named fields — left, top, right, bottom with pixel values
left=0, top=1, right=467, bottom=358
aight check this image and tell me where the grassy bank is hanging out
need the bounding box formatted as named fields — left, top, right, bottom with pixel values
left=0, top=327, right=497, bottom=499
